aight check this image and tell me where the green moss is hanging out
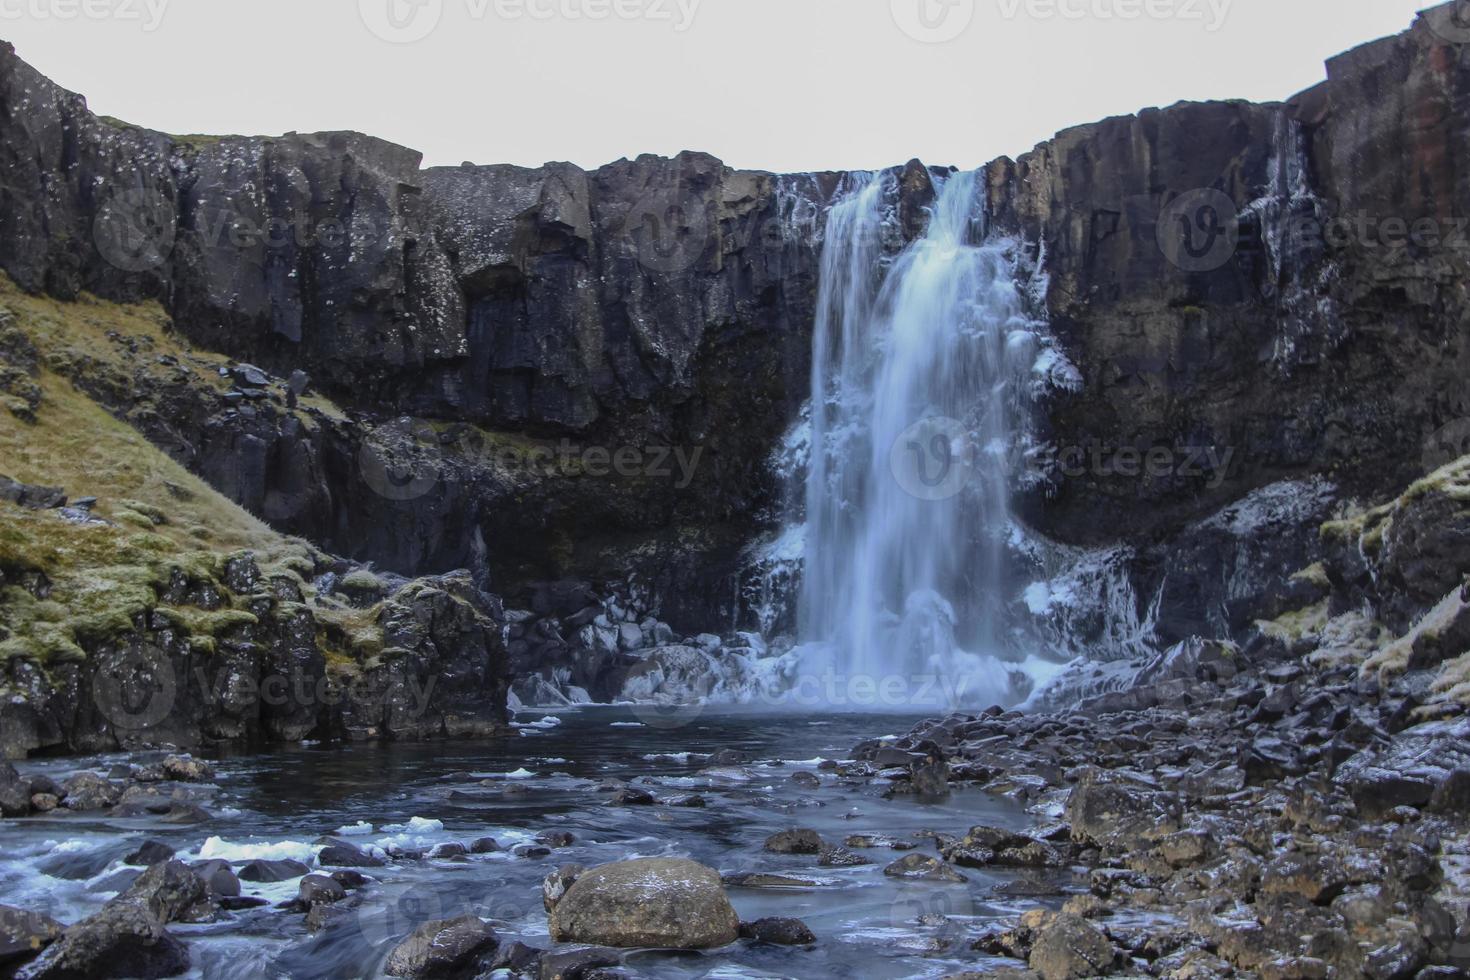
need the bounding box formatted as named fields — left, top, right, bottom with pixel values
left=154, top=605, right=258, bottom=638
left=1257, top=600, right=1331, bottom=644
left=117, top=500, right=169, bottom=526
left=1291, top=562, right=1331, bottom=590
left=340, top=569, right=384, bottom=592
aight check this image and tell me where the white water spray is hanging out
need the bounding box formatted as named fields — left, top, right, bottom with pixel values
left=797, top=168, right=1049, bottom=709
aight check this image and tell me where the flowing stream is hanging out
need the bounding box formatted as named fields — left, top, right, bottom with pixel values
left=797, top=169, right=1050, bottom=709
left=0, top=711, right=1050, bottom=979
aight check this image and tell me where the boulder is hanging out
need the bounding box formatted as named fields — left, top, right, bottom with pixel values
left=883, top=854, right=968, bottom=883
left=1065, top=768, right=1181, bottom=853
left=543, top=865, right=584, bottom=912
left=316, top=838, right=386, bottom=868
left=739, top=917, right=816, bottom=945
left=0, top=905, right=63, bottom=970
left=295, top=875, right=346, bottom=908
left=385, top=916, right=499, bottom=979
left=538, top=947, right=620, bottom=980
left=124, top=842, right=177, bottom=867
left=119, top=861, right=214, bottom=925
left=60, top=773, right=120, bottom=811
left=16, top=902, right=188, bottom=979
left=548, top=858, right=739, bottom=950
left=1028, top=914, right=1116, bottom=980
left=237, top=859, right=310, bottom=883
left=189, top=861, right=240, bottom=898
left=159, top=756, right=214, bottom=783
left=0, top=763, right=30, bottom=817
left=764, top=829, right=822, bottom=854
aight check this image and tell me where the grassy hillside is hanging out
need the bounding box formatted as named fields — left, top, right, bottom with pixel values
left=0, top=278, right=335, bottom=665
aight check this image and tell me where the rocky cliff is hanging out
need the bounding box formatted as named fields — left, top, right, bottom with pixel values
left=2, top=6, right=1468, bottom=669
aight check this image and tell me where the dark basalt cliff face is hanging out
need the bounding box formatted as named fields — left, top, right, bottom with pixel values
left=2, top=5, right=1468, bottom=644
left=992, top=13, right=1470, bottom=548
left=0, top=48, right=831, bottom=625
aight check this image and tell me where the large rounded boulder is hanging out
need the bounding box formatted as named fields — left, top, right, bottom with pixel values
left=548, top=858, right=739, bottom=949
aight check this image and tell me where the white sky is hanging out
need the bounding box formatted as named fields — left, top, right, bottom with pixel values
left=0, top=0, right=1440, bottom=174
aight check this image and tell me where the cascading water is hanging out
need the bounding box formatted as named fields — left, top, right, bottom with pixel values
left=797, top=168, right=1054, bottom=709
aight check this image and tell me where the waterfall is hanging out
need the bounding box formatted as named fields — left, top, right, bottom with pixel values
left=796, top=168, right=1050, bottom=710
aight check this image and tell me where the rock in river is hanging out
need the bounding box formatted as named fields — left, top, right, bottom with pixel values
left=548, top=858, right=740, bottom=950
left=385, top=915, right=499, bottom=979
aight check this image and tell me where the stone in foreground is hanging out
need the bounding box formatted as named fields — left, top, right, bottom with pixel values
left=385, top=915, right=499, bottom=978
left=548, top=858, right=739, bottom=949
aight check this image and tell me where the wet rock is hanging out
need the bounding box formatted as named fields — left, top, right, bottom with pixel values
left=817, top=845, right=870, bottom=867
left=0, top=763, right=30, bottom=816
left=120, top=861, right=214, bottom=925
left=536, top=831, right=576, bottom=849
left=29, top=794, right=58, bottom=813
left=1064, top=768, right=1180, bottom=853
left=1334, top=718, right=1470, bottom=817
left=764, top=829, right=822, bottom=855
left=329, top=870, right=369, bottom=891
left=159, top=756, right=213, bottom=783
left=663, top=795, right=707, bottom=808
left=549, top=858, right=740, bottom=950
left=60, top=772, right=120, bottom=811
left=427, top=842, right=469, bottom=860
left=188, top=861, right=240, bottom=899
left=1428, top=767, right=1470, bottom=815
left=490, top=941, right=543, bottom=975
left=315, top=837, right=385, bottom=868
left=304, top=901, right=355, bottom=935
left=470, top=837, right=502, bottom=854
left=237, top=859, right=310, bottom=883
left=543, top=865, right=584, bottom=912
left=909, top=758, right=950, bottom=798
left=721, top=872, right=818, bottom=889
left=1028, top=913, right=1116, bottom=980
left=19, top=902, right=188, bottom=979
left=883, top=854, right=968, bottom=883
left=384, top=915, right=499, bottom=979
left=739, top=917, right=816, bottom=945
left=218, top=897, right=269, bottom=912
left=294, top=875, right=345, bottom=908
left=538, top=947, right=621, bottom=980
left=0, top=905, right=63, bottom=970
left=845, top=834, right=916, bottom=851
left=605, top=788, right=655, bottom=807
left=790, top=771, right=820, bottom=789
left=124, top=842, right=177, bottom=868
left=513, top=844, right=552, bottom=860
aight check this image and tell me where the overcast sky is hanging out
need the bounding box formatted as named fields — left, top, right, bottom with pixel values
left=0, top=0, right=1440, bottom=174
